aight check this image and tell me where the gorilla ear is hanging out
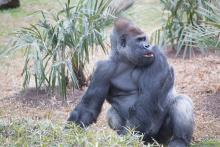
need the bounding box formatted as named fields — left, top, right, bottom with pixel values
left=120, top=34, right=127, bottom=47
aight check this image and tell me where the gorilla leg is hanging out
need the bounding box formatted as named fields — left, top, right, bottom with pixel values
left=154, top=116, right=173, bottom=144
left=155, top=95, right=194, bottom=147
left=168, top=95, right=194, bottom=147
left=107, top=107, right=126, bottom=135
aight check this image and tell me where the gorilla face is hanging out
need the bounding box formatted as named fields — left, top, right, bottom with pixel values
left=119, top=33, right=155, bottom=66
left=110, top=19, right=156, bottom=67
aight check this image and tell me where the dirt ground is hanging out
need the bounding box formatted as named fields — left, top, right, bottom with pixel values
left=0, top=51, right=219, bottom=143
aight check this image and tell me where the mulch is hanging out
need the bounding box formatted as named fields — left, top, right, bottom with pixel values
left=0, top=52, right=219, bottom=142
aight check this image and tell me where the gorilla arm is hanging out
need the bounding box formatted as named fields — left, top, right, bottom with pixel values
left=67, top=60, right=116, bottom=127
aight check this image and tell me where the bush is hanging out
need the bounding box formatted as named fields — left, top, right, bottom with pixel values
left=8, top=0, right=115, bottom=99
left=177, top=1, right=220, bottom=54
left=151, top=0, right=220, bottom=58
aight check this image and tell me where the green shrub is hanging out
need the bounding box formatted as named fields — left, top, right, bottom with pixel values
left=177, top=1, right=220, bottom=56
left=8, top=0, right=115, bottom=99
left=150, top=0, right=220, bottom=58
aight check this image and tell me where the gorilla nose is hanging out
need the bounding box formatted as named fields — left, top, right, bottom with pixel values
left=144, top=44, right=150, bottom=49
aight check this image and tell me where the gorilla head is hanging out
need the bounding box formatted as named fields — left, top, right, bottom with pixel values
left=110, top=18, right=155, bottom=66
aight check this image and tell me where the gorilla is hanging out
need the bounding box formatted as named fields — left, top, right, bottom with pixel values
left=67, top=18, right=194, bottom=147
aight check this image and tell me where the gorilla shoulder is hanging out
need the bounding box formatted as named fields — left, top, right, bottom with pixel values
left=94, top=60, right=117, bottom=79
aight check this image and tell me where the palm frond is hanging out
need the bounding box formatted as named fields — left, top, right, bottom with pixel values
left=7, top=0, right=115, bottom=99
left=151, top=0, right=220, bottom=58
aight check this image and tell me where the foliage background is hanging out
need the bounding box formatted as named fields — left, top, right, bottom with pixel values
left=150, top=0, right=220, bottom=58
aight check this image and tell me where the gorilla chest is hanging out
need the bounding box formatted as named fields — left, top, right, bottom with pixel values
left=110, top=67, right=142, bottom=94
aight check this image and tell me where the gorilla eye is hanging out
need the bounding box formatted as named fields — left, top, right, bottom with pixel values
left=137, top=37, right=146, bottom=42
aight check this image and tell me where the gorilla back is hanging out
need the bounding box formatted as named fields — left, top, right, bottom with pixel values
left=67, top=18, right=194, bottom=147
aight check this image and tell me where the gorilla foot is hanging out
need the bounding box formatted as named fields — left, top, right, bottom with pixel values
left=168, top=139, right=187, bottom=147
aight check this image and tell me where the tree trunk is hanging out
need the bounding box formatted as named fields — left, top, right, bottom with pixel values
left=0, top=0, right=20, bottom=9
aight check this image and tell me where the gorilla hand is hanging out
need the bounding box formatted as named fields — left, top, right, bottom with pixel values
left=67, top=60, right=116, bottom=128
left=67, top=104, right=96, bottom=127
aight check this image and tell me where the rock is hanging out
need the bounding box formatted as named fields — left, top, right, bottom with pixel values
left=0, top=0, right=20, bottom=9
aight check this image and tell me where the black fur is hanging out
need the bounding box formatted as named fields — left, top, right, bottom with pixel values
left=67, top=19, right=194, bottom=147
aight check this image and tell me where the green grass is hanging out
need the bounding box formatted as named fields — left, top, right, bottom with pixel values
left=0, top=0, right=64, bottom=18
left=0, top=0, right=66, bottom=48
left=191, top=140, right=220, bottom=147
left=1, top=119, right=219, bottom=146
left=0, top=119, right=147, bottom=146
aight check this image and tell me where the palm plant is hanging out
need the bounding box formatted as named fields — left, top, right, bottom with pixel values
left=176, top=0, right=220, bottom=58
left=9, top=0, right=115, bottom=99
left=151, top=0, right=220, bottom=58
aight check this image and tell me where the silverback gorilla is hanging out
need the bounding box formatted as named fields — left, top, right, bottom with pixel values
left=67, top=18, right=194, bottom=147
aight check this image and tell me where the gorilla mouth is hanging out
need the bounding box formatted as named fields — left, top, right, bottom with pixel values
left=144, top=52, right=154, bottom=58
